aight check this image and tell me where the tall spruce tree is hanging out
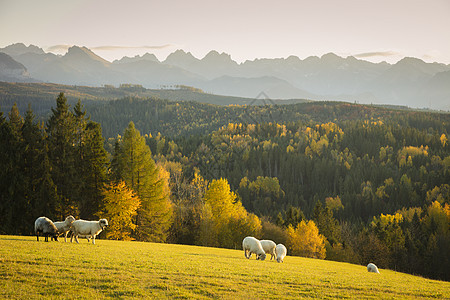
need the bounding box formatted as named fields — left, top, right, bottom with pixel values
left=0, top=110, right=16, bottom=234
left=112, top=121, right=172, bottom=242
left=21, top=106, right=58, bottom=230
left=5, top=104, right=27, bottom=234
left=79, top=121, right=108, bottom=219
left=46, top=93, right=78, bottom=218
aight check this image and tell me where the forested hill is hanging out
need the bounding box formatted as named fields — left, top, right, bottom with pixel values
left=0, top=81, right=310, bottom=116
left=87, top=97, right=448, bottom=139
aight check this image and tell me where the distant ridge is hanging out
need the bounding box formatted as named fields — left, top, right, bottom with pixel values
left=1, top=43, right=450, bottom=110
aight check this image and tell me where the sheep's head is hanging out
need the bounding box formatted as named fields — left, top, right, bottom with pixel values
left=258, top=253, right=266, bottom=261
left=276, top=257, right=282, bottom=263
left=99, top=219, right=108, bottom=230
left=65, top=215, right=75, bottom=224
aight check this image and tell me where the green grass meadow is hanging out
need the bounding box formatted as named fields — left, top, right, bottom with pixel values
left=0, top=235, right=448, bottom=299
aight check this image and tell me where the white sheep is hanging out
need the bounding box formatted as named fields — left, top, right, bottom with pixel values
left=367, top=263, right=380, bottom=273
left=34, top=216, right=58, bottom=242
left=242, top=236, right=266, bottom=261
left=275, top=244, right=287, bottom=263
left=70, top=219, right=108, bottom=245
left=54, top=215, right=75, bottom=242
left=260, top=240, right=277, bottom=260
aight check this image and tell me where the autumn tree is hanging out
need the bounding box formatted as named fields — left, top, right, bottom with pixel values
left=100, top=181, right=140, bottom=240
left=112, top=121, right=172, bottom=242
left=286, top=220, right=326, bottom=259
left=200, top=178, right=261, bottom=248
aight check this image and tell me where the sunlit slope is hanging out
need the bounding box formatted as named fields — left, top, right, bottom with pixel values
left=1, top=235, right=448, bottom=299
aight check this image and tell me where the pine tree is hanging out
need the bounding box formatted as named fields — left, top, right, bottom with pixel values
left=0, top=110, right=16, bottom=233
left=8, top=102, right=23, bottom=136
left=46, top=93, right=78, bottom=218
left=78, top=121, right=108, bottom=219
left=21, top=106, right=58, bottom=231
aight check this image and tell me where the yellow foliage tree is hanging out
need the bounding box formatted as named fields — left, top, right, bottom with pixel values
left=201, top=178, right=261, bottom=248
left=440, top=134, right=448, bottom=147
left=100, top=181, right=140, bottom=240
left=286, top=220, right=326, bottom=259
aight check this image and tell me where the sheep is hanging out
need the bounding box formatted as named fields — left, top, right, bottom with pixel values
left=53, top=215, right=75, bottom=242
left=260, top=240, right=277, bottom=260
left=367, top=263, right=380, bottom=273
left=34, top=216, right=58, bottom=242
left=70, top=219, right=108, bottom=244
left=242, top=236, right=266, bottom=261
left=275, top=244, right=287, bottom=263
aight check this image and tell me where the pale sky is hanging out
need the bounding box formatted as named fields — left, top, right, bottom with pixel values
left=1, top=0, right=449, bottom=64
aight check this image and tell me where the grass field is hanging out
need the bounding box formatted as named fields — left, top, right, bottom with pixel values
left=0, top=235, right=449, bottom=299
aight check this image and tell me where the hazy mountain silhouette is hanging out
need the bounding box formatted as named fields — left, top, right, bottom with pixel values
left=113, top=53, right=159, bottom=64
left=199, top=75, right=316, bottom=99
left=1, top=43, right=450, bottom=110
left=0, top=52, right=34, bottom=82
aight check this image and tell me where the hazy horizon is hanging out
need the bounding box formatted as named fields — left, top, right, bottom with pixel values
left=1, top=0, right=450, bottom=64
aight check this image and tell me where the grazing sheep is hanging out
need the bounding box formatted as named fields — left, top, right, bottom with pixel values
left=242, top=236, right=266, bottom=261
left=260, top=240, right=277, bottom=260
left=34, top=216, right=58, bottom=242
left=275, top=244, right=287, bottom=263
left=367, top=263, right=380, bottom=273
left=70, top=219, right=108, bottom=244
left=54, top=215, right=75, bottom=242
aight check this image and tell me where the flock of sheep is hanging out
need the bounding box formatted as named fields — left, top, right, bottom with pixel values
left=34, top=216, right=108, bottom=244
left=242, top=236, right=287, bottom=263
left=34, top=216, right=379, bottom=273
left=242, top=236, right=379, bottom=273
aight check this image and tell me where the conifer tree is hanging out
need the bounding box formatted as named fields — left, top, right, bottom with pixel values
left=113, top=121, right=172, bottom=242
left=0, top=110, right=16, bottom=233
left=78, top=121, right=108, bottom=219
left=46, top=92, right=78, bottom=218
left=21, top=106, right=58, bottom=230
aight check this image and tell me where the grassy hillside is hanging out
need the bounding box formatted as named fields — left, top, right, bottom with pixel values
left=1, top=235, right=448, bottom=299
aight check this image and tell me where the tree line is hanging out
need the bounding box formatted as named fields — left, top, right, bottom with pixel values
left=0, top=93, right=449, bottom=281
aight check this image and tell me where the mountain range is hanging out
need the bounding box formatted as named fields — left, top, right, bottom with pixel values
left=1, top=43, right=449, bottom=110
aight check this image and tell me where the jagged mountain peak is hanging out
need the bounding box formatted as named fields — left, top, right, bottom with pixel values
left=201, top=50, right=237, bottom=67
left=113, top=53, right=159, bottom=64
left=0, top=43, right=45, bottom=56
left=165, top=49, right=198, bottom=62
left=63, top=46, right=111, bottom=66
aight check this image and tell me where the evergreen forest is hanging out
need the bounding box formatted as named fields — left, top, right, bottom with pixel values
left=0, top=90, right=449, bottom=281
